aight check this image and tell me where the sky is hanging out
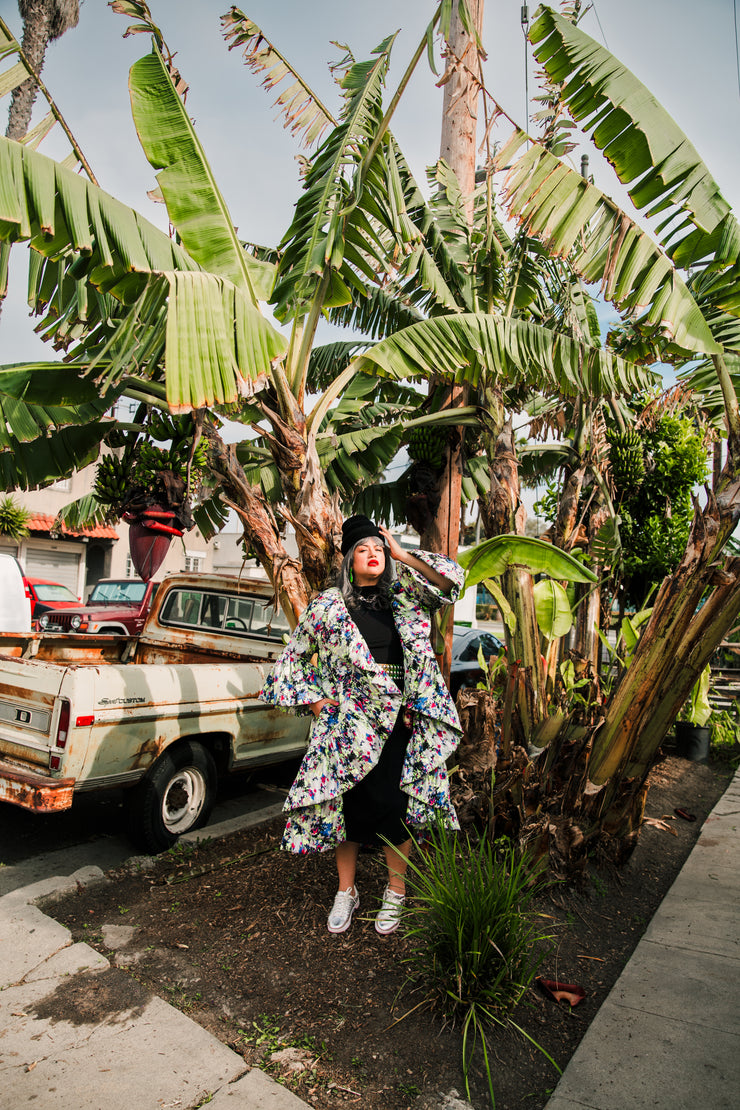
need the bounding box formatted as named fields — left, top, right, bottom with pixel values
left=1, top=0, right=739, bottom=365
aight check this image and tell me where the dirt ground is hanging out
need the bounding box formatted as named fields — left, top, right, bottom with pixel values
left=47, top=751, right=734, bottom=1110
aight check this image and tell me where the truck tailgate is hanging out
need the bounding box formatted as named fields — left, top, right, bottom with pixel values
left=0, top=657, right=75, bottom=811
left=0, top=656, right=67, bottom=770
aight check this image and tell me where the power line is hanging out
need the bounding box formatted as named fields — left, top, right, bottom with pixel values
left=589, top=0, right=609, bottom=50
left=735, top=0, right=740, bottom=99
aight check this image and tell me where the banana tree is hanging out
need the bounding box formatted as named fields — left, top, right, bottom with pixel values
left=0, top=1, right=654, bottom=629
left=2, top=2, right=738, bottom=867
left=453, top=3, right=740, bottom=861
left=140, top=1, right=680, bottom=734
left=320, top=4, right=740, bottom=859
left=0, top=1, right=449, bottom=621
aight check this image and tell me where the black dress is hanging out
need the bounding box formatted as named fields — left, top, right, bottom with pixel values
left=342, top=590, right=412, bottom=847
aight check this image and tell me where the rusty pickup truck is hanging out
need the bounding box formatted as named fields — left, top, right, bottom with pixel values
left=0, top=572, right=308, bottom=851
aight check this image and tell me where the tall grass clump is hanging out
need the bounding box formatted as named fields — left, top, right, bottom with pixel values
left=398, top=824, right=558, bottom=1106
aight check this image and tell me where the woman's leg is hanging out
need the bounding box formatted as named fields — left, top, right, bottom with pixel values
left=383, top=838, right=412, bottom=895
left=335, top=840, right=360, bottom=892
left=328, top=840, right=361, bottom=933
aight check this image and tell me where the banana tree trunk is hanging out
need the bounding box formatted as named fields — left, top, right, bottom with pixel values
left=589, top=533, right=740, bottom=784
left=553, top=485, right=740, bottom=860
left=258, top=403, right=342, bottom=593
left=572, top=496, right=607, bottom=673
left=480, top=415, right=545, bottom=736
left=203, top=424, right=309, bottom=627
left=479, top=461, right=740, bottom=869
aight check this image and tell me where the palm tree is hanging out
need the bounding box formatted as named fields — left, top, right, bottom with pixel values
left=6, top=0, right=79, bottom=142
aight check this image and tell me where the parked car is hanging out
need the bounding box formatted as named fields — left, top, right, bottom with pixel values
left=37, top=578, right=158, bottom=636
left=24, top=577, right=80, bottom=622
left=0, top=572, right=307, bottom=851
left=450, top=626, right=504, bottom=698
left=0, top=554, right=31, bottom=632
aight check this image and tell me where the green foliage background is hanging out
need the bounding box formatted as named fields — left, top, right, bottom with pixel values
left=618, top=412, right=708, bottom=605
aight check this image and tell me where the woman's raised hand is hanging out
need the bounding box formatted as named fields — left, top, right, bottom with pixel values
left=378, top=525, right=406, bottom=563
left=310, top=698, right=339, bottom=717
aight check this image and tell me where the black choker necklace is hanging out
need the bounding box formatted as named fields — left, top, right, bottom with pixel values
left=352, top=584, right=389, bottom=610
left=355, top=585, right=379, bottom=601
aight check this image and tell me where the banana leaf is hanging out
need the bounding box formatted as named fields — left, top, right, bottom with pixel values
left=0, top=423, right=110, bottom=490
left=222, top=7, right=337, bottom=149
left=496, top=129, right=720, bottom=356
left=0, top=17, right=95, bottom=178
left=271, top=36, right=416, bottom=326
left=54, top=493, right=110, bottom=531
left=0, top=363, right=119, bottom=449
left=350, top=310, right=658, bottom=397
left=530, top=5, right=734, bottom=251
left=459, top=533, right=597, bottom=588
left=129, top=48, right=273, bottom=302
left=533, top=578, right=573, bottom=639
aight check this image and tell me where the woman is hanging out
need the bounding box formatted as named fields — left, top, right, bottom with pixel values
left=260, top=515, right=464, bottom=935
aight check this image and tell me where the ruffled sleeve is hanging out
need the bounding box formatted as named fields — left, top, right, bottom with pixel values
left=395, top=550, right=464, bottom=612
left=259, top=594, right=326, bottom=710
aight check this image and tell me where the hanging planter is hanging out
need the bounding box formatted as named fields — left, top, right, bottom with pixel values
left=126, top=508, right=184, bottom=582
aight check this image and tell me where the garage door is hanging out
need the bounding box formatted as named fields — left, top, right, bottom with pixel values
left=24, top=547, right=81, bottom=592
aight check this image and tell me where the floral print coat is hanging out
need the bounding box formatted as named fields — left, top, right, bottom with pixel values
left=259, top=551, right=464, bottom=853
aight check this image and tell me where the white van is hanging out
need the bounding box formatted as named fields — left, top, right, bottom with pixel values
left=0, top=553, right=32, bottom=632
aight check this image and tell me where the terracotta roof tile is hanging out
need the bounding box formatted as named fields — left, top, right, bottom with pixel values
left=27, top=513, right=119, bottom=541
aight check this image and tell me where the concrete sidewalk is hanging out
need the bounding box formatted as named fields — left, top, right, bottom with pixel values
left=0, top=797, right=312, bottom=1109
left=545, top=765, right=740, bottom=1110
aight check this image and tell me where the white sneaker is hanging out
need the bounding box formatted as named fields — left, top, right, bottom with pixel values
left=375, top=885, right=405, bottom=935
left=327, top=886, right=360, bottom=933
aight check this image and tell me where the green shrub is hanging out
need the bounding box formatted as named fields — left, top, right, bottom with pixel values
left=399, top=825, right=557, bottom=1105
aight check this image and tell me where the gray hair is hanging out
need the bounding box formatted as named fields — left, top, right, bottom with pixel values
left=336, top=537, right=394, bottom=610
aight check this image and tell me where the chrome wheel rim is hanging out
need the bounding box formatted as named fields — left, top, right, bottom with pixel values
left=161, top=767, right=206, bottom=833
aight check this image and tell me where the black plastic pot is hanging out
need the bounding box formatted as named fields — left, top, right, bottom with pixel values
left=675, top=722, right=711, bottom=763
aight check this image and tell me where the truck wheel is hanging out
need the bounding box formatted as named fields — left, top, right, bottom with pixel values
left=127, top=741, right=217, bottom=853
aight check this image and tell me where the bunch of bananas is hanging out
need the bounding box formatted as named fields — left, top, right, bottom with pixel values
left=104, top=426, right=129, bottom=449
left=135, top=442, right=172, bottom=485
left=168, top=438, right=209, bottom=475
left=408, top=425, right=447, bottom=469
left=94, top=405, right=211, bottom=519
left=148, top=410, right=179, bottom=443
left=608, top=429, right=646, bottom=493
left=94, top=454, right=130, bottom=506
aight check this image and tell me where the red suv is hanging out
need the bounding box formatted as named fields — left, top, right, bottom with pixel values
left=24, top=577, right=81, bottom=623
left=37, top=578, right=159, bottom=635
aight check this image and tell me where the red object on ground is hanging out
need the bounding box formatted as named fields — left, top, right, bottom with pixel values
left=675, top=807, right=697, bottom=822
left=535, top=977, right=587, bottom=1006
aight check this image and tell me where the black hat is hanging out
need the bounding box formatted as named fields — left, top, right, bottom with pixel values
left=341, top=514, right=382, bottom=556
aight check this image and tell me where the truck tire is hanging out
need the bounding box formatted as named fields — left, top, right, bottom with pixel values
left=127, top=741, right=217, bottom=853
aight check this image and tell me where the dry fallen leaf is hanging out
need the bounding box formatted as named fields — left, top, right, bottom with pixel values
left=642, top=817, right=678, bottom=836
